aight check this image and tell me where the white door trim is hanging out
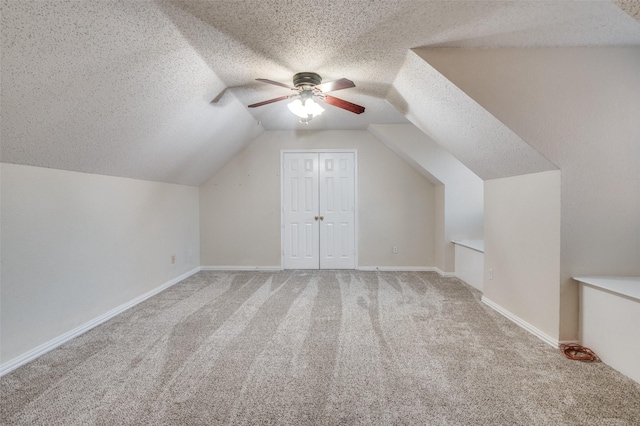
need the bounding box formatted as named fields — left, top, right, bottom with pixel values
left=281, top=149, right=358, bottom=269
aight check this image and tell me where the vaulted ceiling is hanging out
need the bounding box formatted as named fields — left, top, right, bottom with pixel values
left=2, top=0, right=639, bottom=185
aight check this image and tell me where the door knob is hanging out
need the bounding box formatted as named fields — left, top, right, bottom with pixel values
left=314, top=216, right=319, bottom=221
left=319, top=216, right=324, bottom=221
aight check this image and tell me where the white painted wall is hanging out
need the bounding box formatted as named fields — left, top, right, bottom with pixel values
left=434, top=185, right=446, bottom=273
left=200, top=130, right=435, bottom=269
left=578, top=278, right=640, bottom=384
left=369, top=124, right=483, bottom=274
left=0, top=163, right=200, bottom=364
left=421, top=47, right=640, bottom=341
left=453, top=242, right=484, bottom=292
left=484, top=171, right=561, bottom=341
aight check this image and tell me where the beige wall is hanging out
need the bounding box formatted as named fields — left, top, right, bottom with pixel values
left=422, top=47, right=640, bottom=340
left=368, top=124, right=484, bottom=274
left=484, top=171, right=561, bottom=340
left=1, top=163, right=200, bottom=364
left=434, top=185, right=446, bottom=273
left=200, top=130, right=435, bottom=268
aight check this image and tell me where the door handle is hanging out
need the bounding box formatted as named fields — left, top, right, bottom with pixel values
left=314, top=216, right=319, bottom=221
left=319, top=216, right=324, bottom=221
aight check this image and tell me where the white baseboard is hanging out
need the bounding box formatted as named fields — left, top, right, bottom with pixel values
left=434, top=267, right=456, bottom=277
left=0, top=267, right=201, bottom=377
left=481, top=296, right=559, bottom=348
left=202, top=266, right=454, bottom=275
left=200, top=266, right=283, bottom=271
left=358, top=266, right=439, bottom=272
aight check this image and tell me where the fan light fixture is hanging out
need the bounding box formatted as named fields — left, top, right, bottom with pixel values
left=248, top=72, right=365, bottom=122
left=287, top=91, right=324, bottom=124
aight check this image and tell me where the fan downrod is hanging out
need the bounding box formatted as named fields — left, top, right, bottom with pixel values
left=293, top=72, right=322, bottom=88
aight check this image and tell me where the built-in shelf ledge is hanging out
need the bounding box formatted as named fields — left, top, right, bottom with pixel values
left=451, top=240, right=484, bottom=292
left=451, top=239, right=484, bottom=253
left=573, top=276, right=640, bottom=302
left=574, top=275, right=640, bottom=385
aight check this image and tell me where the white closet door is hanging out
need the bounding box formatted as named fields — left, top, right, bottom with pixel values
left=283, top=153, right=320, bottom=269
left=282, top=151, right=356, bottom=270
left=319, top=152, right=355, bottom=269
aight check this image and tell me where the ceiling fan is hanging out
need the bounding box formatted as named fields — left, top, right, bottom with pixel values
left=248, top=72, right=365, bottom=123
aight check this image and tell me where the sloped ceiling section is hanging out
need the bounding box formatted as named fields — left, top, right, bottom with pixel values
left=368, top=124, right=479, bottom=187
left=0, top=0, right=262, bottom=186
left=386, top=49, right=557, bottom=180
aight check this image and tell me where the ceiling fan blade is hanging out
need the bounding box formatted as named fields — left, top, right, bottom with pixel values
left=255, top=78, right=295, bottom=90
left=323, top=95, right=365, bottom=114
left=248, top=95, right=294, bottom=108
left=315, top=78, right=355, bottom=93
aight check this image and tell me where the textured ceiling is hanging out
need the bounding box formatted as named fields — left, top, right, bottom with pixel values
left=615, top=0, right=640, bottom=22
left=1, top=0, right=639, bottom=185
left=163, top=0, right=640, bottom=130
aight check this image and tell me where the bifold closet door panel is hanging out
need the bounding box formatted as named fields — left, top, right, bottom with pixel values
left=319, top=152, right=355, bottom=269
left=283, top=153, right=320, bottom=269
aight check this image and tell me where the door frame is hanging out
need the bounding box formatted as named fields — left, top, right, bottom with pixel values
left=280, top=149, right=358, bottom=270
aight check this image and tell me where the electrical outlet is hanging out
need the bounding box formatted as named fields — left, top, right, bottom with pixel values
left=392, top=245, right=398, bottom=254
left=489, top=268, right=493, bottom=280
left=171, top=255, right=176, bottom=264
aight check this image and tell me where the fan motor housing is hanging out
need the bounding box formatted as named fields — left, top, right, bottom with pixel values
left=293, top=72, right=322, bottom=88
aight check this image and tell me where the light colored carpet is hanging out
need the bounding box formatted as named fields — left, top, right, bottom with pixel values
left=1, top=270, right=639, bottom=425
